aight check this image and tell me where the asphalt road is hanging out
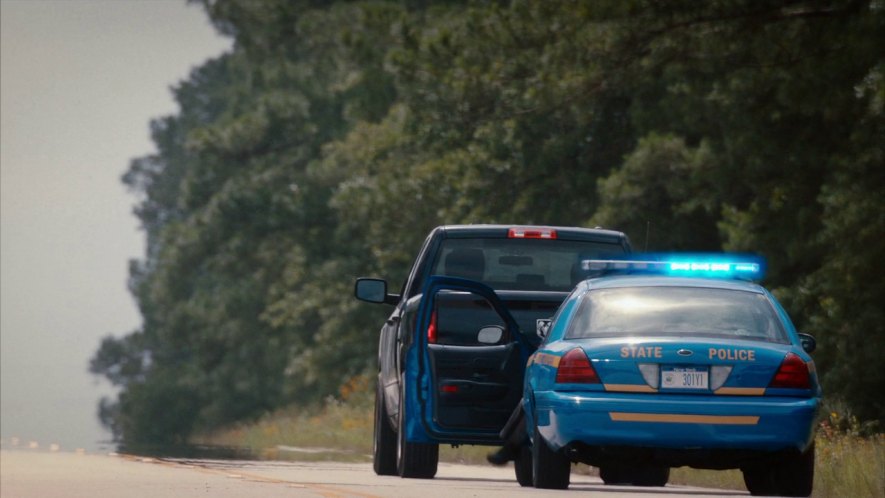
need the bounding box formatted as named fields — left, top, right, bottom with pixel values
left=0, top=449, right=750, bottom=497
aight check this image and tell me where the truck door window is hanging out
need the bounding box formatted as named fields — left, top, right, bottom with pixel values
left=433, top=291, right=507, bottom=346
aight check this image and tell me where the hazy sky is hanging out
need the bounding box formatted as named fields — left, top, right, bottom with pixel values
left=1, top=0, right=230, bottom=452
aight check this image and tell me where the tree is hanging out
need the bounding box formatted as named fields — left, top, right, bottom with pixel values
left=93, top=0, right=885, bottom=445
left=592, top=134, right=721, bottom=251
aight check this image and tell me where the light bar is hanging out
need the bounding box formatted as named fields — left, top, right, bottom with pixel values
left=581, top=254, right=765, bottom=280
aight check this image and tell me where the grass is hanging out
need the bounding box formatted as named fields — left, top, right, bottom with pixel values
left=813, top=412, right=884, bottom=498
left=669, top=468, right=745, bottom=491
left=194, top=377, right=884, bottom=497
left=194, top=376, right=376, bottom=462
left=194, top=375, right=498, bottom=464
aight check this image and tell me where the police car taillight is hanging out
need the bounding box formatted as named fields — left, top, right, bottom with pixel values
left=555, top=348, right=600, bottom=384
left=768, top=353, right=811, bottom=389
left=427, top=310, right=438, bottom=344
left=508, top=227, right=557, bottom=239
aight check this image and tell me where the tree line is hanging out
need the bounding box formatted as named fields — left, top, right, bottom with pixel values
left=90, top=0, right=884, bottom=444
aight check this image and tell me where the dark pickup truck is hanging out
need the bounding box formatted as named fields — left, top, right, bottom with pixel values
left=355, top=225, right=631, bottom=478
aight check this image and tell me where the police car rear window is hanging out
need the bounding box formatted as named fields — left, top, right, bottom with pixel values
left=431, top=238, right=626, bottom=292
left=566, top=287, right=788, bottom=343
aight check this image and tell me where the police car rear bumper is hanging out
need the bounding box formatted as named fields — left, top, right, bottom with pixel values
left=533, top=390, right=818, bottom=453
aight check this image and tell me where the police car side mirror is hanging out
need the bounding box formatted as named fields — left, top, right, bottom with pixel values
left=798, top=333, right=816, bottom=354
left=477, top=326, right=504, bottom=344
left=536, top=319, right=553, bottom=339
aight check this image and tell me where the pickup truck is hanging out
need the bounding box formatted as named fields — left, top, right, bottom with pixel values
left=355, top=225, right=631, bottom=478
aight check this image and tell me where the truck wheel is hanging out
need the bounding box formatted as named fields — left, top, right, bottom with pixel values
left=531, top=424, right=570, bottom=489
left=514, top=445, right=532, bottom=487
left=373, top=381, right=397, bottom=475
left=396, top=381, right=438, bottom=478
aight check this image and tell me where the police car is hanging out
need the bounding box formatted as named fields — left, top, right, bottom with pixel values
left=519, top=257, right=820, bottom=496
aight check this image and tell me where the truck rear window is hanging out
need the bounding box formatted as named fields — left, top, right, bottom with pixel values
left=431, top=238, right=626, bottom=292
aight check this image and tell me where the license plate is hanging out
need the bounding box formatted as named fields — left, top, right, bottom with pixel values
left=661, top=367, right=709, bottom=390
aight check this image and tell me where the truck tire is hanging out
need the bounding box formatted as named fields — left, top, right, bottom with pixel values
left=396, top=380, right=438, bottom=478
left=373, top=381, right=397, bottom=475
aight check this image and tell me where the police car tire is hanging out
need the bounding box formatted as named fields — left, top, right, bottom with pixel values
left=396, top=379, right=439, bottom=478
left=514, top=445, right=533, bottom=487
left=599, top=464, right=630, bottom=485
left=373, top=381, right=397, bottom=476
left=775, top=443, right=815, bottom=497
left=531, top=424, right=570, bottom=489
left=742, top=444, right=814, bottom=497
left=630, top=464, right=670, bottom=487
left=742, top=465, right=777, bottom=496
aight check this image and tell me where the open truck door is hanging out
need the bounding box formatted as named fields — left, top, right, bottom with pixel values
left=401, top=276, right=531, bottom=453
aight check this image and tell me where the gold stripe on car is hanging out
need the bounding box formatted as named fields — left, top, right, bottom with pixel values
left=609, top=412, right=760, bottom=425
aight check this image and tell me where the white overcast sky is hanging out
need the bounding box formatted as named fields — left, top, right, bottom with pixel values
left=1, top=0, right=230, bottom=451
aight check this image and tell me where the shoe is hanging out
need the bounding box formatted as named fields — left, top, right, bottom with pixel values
left=486, top=446, right=516, bottom=466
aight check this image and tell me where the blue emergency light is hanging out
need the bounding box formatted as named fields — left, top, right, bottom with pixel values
left=581, top=254, right=765, bottom=280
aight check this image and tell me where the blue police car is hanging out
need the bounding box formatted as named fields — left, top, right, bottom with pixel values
left=520, top=258, right=820, bottom=496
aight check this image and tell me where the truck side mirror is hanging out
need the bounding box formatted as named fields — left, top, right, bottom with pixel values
left=477, top=326, right=504, bottom=344
left=355, top=278, right=388, bottom=303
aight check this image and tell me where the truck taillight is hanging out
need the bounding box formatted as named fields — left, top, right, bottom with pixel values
left=508, top=227, right=557, bottom=239
left=768, top=353, right=811, bottom=389
left=427, top=310, right=438, bottom=344
left=555, top=348, right=600, bottom=384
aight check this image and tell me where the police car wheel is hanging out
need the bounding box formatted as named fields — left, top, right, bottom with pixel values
left=396, top=377, right=439, bottom=478
left=630, top=464, right=670, bottom=487
left=373, top=380, right=397, bottom=476
left=599, top=464, right=630, bottom=485
left=743, top=444, right=814, bottom=497
left=774, top=443, right=815, bottom=497
left=514, top=445, right=533, bottom=487
left=531, top=424, right=570, bottom=489
left=742, top=465, right=776, bottom=496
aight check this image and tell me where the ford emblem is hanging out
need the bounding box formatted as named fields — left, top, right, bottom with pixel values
left=677, top=349, right=693, bottom=357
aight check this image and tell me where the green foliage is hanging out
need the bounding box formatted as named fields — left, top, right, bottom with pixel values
left=589, top=0, right=885, bottom=422
left=591, top=134, right=720, bottom=251
left=92, top=0, right=885, bottom=445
